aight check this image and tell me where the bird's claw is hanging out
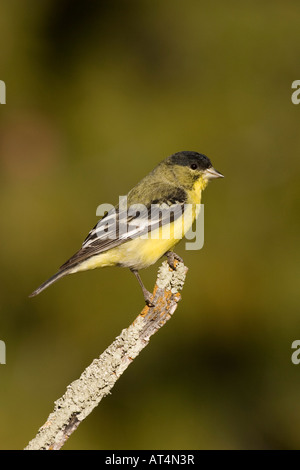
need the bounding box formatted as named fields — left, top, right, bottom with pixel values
left=165, top=251, right=184, bottom=270
left=144, top=292, right=155, bottom=307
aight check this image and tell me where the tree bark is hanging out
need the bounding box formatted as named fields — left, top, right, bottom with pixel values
left=25, top=260, right=188, bottom=450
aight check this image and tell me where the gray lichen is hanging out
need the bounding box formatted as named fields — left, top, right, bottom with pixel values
left=156, top=261, right=187, bottom=293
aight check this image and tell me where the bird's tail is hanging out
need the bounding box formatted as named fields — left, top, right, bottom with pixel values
left=29, top=269, right=69, bottom=297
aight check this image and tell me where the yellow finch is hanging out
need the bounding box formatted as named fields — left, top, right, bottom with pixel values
left=30, top=151, right=223, bottom=305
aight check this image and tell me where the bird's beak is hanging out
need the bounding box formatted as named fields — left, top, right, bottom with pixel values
left=204, top=167, right=224, bottom=180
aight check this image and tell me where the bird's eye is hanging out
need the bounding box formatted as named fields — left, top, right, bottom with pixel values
left=190, top=163, right=198, bottom=170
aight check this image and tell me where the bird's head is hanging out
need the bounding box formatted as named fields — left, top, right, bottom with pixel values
left=164, top=151, right=224, bottom=190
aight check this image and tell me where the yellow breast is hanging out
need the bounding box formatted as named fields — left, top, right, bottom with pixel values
left=187, top=176, right=208, bottom=204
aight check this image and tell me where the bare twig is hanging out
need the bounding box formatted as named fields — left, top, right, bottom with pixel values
left=25, top=260, right=188, bottom=450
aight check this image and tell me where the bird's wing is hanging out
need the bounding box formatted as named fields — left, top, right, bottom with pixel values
left=60, top=188, right=187, bottom=271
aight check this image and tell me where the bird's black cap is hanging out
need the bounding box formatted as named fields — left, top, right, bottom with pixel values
left=168, top=151, right=212, bottom=170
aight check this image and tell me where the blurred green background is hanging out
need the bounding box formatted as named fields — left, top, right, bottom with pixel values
left=1, top=0, right=300, bottom=450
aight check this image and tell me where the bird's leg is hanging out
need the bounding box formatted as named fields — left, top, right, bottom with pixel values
left=165, top=250, right=184, bottom=270
left=130, top=269, right=155, bottom=307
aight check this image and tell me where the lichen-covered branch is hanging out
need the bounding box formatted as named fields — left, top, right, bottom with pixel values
left=25, top=260, right=188, bottom=450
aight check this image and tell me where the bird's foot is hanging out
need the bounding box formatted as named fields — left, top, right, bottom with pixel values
left=130, top=268, right=155, bottom=307
left=144, top=291, right=155, bottom=308
left=165, top=251, right=184, bottom=270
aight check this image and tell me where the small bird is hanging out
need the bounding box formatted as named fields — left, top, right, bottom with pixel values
left=30, top=151, right=223, bottom=305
